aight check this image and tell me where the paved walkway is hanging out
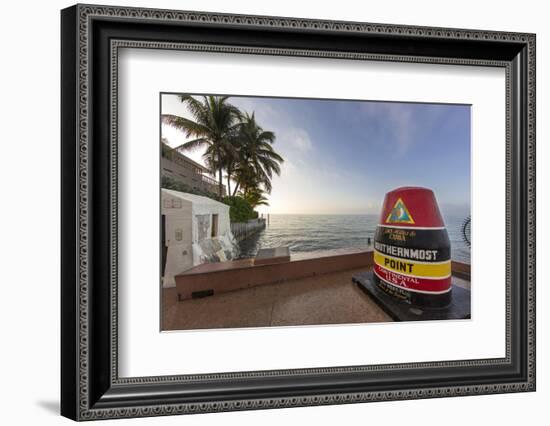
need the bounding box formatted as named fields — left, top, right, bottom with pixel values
left=162, top=267, right=392, bottom=330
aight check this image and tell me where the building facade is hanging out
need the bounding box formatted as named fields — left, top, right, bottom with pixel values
left=161, top=144, right=226, bottom=196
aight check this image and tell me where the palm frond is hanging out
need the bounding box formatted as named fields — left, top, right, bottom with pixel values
left=161, top=114, right=210, bottom=138
left=174, top=138, right=210, bottom=152
left=257, top=130, right=276, bottom=144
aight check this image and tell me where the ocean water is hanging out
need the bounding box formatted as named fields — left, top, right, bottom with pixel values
left=238, top=214, right=470, bottom=264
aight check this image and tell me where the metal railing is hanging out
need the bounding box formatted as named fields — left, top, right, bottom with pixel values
left=201, top=174, right=219, bottom=186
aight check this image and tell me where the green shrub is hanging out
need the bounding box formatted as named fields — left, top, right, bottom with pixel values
left=222, top=195, right=257, bottom=223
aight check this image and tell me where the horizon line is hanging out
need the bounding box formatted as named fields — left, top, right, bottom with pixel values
left=259, top=211, right=470, bottom=216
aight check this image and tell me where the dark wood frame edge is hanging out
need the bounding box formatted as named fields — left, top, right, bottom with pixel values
left=61, top=4, right=535, bottom=421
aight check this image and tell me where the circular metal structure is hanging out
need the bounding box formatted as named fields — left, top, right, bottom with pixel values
left=461, top=216, right=471, bottom=248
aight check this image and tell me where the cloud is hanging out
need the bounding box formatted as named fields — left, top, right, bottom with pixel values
left=359, top=102, right=415, bottom=155
left=231, top=98, right=313, bottom=154
left=282, top=128, right=312, bottom=152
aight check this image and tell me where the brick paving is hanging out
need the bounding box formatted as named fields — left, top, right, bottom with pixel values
left=162, top=267, right=393, bottom=330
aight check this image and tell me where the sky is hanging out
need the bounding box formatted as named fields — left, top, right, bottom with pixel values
left=161, top=94, right=471, bottom=216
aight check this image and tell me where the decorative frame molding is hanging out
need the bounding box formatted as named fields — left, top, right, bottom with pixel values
left=61, top=4, right=535, bottom=421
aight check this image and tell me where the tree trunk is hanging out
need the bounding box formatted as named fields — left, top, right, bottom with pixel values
left=232, top=182, right=240, bottom=197
left=217, top=146, right=223, bottom=197
left=218, top=166, right=223, bottom=197
left=227, top=173, right=231, bottom=197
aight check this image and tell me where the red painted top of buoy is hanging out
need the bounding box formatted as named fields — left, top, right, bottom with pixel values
left=378, top=186, right=445, bottom=228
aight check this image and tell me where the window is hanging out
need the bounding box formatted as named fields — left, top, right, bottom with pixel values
left=211, top=214, right=219, bottom=238
left=196, top=215, right=210, bottom=241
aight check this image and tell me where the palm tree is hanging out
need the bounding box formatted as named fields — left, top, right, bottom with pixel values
left=232, top=113, right=284, bottom=197
left=243, top=186, right=270, bottom=208
left=223, top=134, right=242, bottom=197
left=161, top=95, right=242, bottom=197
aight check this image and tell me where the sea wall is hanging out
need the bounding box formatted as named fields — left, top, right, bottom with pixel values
left=230, top=218, right=266, bottom=242
left=175, top=250, right=373, bottom=300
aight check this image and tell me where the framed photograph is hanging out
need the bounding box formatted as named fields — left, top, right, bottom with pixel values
left=61, top=4, right=536, bottom=421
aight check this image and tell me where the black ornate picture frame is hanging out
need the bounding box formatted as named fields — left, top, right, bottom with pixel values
left=61, top=4, right=536, bottom=421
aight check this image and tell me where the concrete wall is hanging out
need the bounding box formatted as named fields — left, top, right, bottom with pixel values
left=175, top=250, right=374, bottom=300
left=230, top=218, right=267, bottom=242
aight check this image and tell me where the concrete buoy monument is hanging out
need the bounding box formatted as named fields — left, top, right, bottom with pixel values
left=352, top=186, right=470, bottom=321
left=373, top=187, right=452, bottom=307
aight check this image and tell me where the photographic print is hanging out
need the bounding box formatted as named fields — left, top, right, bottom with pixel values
left=61, top=6, right=536, bottom=418
left=160, top=94, right=472, bottom=330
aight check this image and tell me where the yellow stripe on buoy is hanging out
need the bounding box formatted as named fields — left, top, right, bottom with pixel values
left=373, top=251, right=451, bottom=279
